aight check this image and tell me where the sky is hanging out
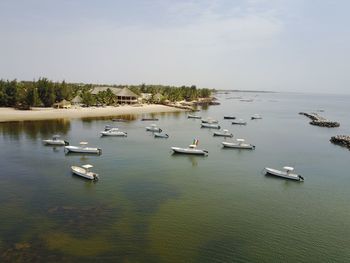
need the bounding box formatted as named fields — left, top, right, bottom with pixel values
left=0, top=0, right=349, bottom=94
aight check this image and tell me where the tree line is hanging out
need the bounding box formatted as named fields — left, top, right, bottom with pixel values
left=0, top=79, right=212, bottom=108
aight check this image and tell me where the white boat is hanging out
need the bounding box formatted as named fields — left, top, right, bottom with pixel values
left=188, top=115, right=201, bottom=119
left=171, top=140, right=208, bottom=155
left=251, top=114, right=262, bottom=120
left=43, top=135, right=69, bottom=146
left=232, top=119, right=247, bottom=125
left=154, top=132, right=169, bottom=138
left=71, top=164, right=99, bottom=180
left=100, top=128, right=127, bottom=137
left=201, top=118, right=219, bottom=124
left=213, top=129, right=233, bottom=138
left=65, top=142, right=102, bottom=154
left=265, top=166, right=304, bottom=181
left=146, top=124, right=162, bottom=132
left=201, top=123, right=221, bottom=129
left=222, top=139, right=255, bottom=149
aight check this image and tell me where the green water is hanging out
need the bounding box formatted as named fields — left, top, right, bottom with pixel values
left=0, top=92, right=350, bottom=262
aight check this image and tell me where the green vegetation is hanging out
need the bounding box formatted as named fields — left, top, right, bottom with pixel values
left=0, top=79, right=213, bottom=109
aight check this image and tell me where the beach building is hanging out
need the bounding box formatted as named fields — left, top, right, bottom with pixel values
left=71, top=95, right=83, bottom=106
left=53, top=99, right=71, bottom=109
left=91, top=86, right=139, bottom=104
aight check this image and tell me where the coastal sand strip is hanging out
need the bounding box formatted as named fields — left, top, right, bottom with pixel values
left=0, top=105, right=185, bottom=122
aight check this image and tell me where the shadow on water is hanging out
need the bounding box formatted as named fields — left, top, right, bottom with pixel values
left=0, top=119, right=71, bottom=140
left=171, top=153, right=207, bottom=167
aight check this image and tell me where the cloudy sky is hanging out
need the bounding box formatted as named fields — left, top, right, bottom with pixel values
left=0, top=0, right=349, bottom=93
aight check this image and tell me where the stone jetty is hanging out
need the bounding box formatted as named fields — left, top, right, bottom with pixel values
left=299, top=112, right=340, bottom=127
left=330, top=135, right=350, bottom=149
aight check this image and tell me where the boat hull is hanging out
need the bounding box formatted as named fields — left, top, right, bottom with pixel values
left=224, top=116, right=236, bottom=119
left=71, top=166, right=98, bottom=180
left=43, top=139, right=67, bottom=146
left=232, top=122, right=247, bottom=125
left=201, top=124, right=221, bottom=129
left=213, top=132, right=233, bottom=137
left=188, top=115, right=201, bottom=119
left=65, top=146, right=102, bottom=154
left=100, top=131, right=127, bottom=136
left=171, top=147, right=208, bottom=155
left=265, top=168, right=303, bottom=181
left=146, top=127, right=162, bottom=132
left=222, top=142, right=255, bottom=149
left=154, top=132, right=169, bottom=138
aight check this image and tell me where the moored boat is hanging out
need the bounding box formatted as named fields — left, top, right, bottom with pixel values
left=213, top=129, right=233, bottom=138
left=201, top=123, right=220, bottom=129
left=100, top=128, right=127, bottom=137
left=43, top=135, right=69, bottom=146
left=65, top=142, right=102, bottom=154
left=146, top=124, right=162, bottom=132
left=265, top=167, right=304, bottom=181
left=201, top=118, right=219, bottom=124
left=224, top=116, right=236, bottom=120
left=112, top=118, right=127, bottom=122
left=154, top=132, right=169, bottom=138
left=232, top=119, right=247, bottom=125
left=222, top=139, right=255, bottom=149
left=71, top=164, right=99, bottom=180
left=188, top=115, right=201, bottom=119
left=171, top=139, right=208, bottom=155
left=251, top=114, right=262, bottom=120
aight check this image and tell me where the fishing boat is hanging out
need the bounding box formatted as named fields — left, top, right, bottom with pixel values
left=213, top=129, right=233, bottom=138
left=154, top=132, right=169, bottom=138
left=43, top=135, right=69, bottom=146
left=188, top=115, right=201, bottom=119
left=222, top=139, right=255, bottom=149
left=265, top=166, right=304, bottom=181
left=201, top=123, right=221, bottom=129
left=146, top=124, right=162, bottom=132
left=71, top=164, right=99, bottom=180
left=141, top=118, right=159, bottom=121
left=224, top=116, right=236, bottom=120
left=251, top=114, right=262, bottom=120
left=201, top=118, right=219, bottom=124
left=232, top=119, right=247, bottom=125
left=171, top=139, right=208, bottom=155
left=100, top=128, right=127, bottom=137
left=65, top=142, right=102, bottom=154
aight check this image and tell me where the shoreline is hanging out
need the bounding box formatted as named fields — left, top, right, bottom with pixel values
left=0, top=105, right=185, bottom=122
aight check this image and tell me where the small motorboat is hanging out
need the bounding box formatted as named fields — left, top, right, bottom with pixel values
left=224, top=116, right=236, bottom=120
left=43, top=135, right=69, bottom=146
left=222, top=139, right=255, bottom=149
left=201, top=123, right=220, bottom=129
left=251, top=114, right=262, bottom=120
left=65, top=142, right=102, bottom=154
left=154, top=132, right=169, bottom=138
left=141, top=118, right=159, bottom=121
left=112, top=118, right=127, bottom=122
left=101, top=128, right=127, bottom=137
left=213, top=129, right=233, bottom=138
left=201, top=118, right=219, bottom=124
left=188, top=115, right=201, bottom=119
left=171, top=139, right=208, bottom=155
left=265, top=166, right=304, bottom=181
left=146, top=124, right=162, bottom=132
left=232, top=119, right=247, bottom=125
left=71, top=164, right=99, bottom=180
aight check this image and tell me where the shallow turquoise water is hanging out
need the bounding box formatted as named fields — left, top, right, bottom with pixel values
left=0, top=92, right=349, bottom=262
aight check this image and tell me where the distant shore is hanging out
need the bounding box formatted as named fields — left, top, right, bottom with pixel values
left=0, top=105, right=185, bottom=122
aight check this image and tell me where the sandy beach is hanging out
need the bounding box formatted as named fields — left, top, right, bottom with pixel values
left=0, top=105, right=184, bottom=122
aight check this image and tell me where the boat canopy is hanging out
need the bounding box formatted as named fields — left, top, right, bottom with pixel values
left=80, top=141, right=88, bottom=145
left=236, top=139, right=245, bottom=142
left=283, top=166, right=294, bottom=171
left=53, top=135, right=60, bottom=138
left=82, top=164, right=93, bottom=169
left=223, top=129, right=229, bottom=132
left=189, top=144, right=197, bottom=148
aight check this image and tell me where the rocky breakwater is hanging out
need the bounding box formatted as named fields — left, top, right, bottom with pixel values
left=299, top=112, right=340, bottom=128
left=330, top=135, right=350, bottom=150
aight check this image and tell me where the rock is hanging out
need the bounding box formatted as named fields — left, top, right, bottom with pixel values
left=299, top=112, right=340, bottom=128
left=330, top=135, right=350, bottom=149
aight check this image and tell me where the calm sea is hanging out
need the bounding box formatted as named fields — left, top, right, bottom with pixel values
left=0, top=92, right=349, bottom=262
